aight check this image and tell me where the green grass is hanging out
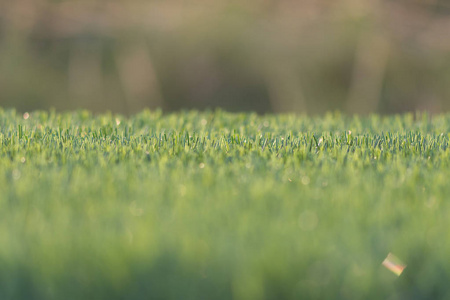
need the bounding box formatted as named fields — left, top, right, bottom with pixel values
left=1, top=108, right=449, bottom=300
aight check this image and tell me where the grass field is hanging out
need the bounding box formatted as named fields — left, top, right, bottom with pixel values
left=0, top=109, right=449, bottom=300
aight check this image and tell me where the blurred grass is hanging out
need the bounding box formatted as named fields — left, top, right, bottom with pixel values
left=0, top=0, right=449, bottom=114
left=0, top=109, right=450, bottom=299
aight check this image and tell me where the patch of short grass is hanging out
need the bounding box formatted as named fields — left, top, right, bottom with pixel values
left=0, top=109, right=449, bottom=299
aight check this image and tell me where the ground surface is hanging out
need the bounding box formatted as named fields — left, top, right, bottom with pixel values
left=0, top=109, right=449, bottom=299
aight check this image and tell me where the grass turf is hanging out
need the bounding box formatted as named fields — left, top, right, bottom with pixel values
left=0, top=109, right=449, bottom=299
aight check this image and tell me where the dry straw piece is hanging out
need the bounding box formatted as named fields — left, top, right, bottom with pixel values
left=382, top=253, right=407, bottom=276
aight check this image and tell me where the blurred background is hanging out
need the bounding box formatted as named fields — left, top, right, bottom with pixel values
left=0, top=0, right=449, bottom=115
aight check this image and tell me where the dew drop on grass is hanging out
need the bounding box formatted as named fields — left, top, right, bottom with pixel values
left=199, top=163, right=205, bottom=169
left=12, top=169, right=21, bottom=180
left=301, top=176, right=310, bottom=185
left=20, top=157, right=26, bottom=163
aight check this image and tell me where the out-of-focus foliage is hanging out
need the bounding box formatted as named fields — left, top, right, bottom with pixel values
left=0, top=0, right=449, bottom=114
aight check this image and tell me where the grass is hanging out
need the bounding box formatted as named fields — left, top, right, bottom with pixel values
left=0, top=108, right=449, bottom=300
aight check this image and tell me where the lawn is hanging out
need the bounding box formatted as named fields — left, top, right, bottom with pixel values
left=0, top=109, right=449, bottom=299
